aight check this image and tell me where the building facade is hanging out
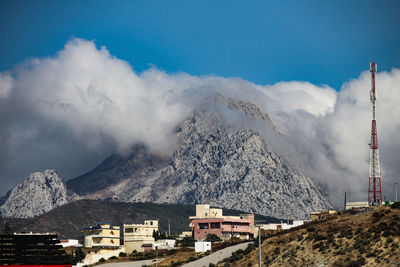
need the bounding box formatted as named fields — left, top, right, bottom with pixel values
left=189, top=204, right=255, bottom=241
left=123, top=220, right=158, bottom=253
left=78, top=222, right=123, bottom=263
left=310, top=210, right=337, bottom=221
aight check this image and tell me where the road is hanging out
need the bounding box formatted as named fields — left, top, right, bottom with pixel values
left=182, top=242, right=252, bottom=267
left=96, top=258, right=163, bottom=267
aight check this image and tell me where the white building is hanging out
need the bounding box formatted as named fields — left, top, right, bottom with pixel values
left=123, top=220, right=158, bottom=253
left=58, top=239, right=79, bottom=247
left=153, top=239, right=176, bottom=250
left=345, top=201, right=369, bottom=210
left=259, top=220, right=305, bottom=231
left=195, top=241, right=211, bottom=253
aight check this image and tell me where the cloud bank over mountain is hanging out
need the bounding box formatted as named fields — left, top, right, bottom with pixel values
left=0, top=38, right=399, bottom=203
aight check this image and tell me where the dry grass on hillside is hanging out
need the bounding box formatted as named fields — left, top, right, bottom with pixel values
left=223, top=206, right=400, bottom=267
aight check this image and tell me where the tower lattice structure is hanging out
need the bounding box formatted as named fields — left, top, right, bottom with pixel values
left=368, top=62, right=383, bottom=206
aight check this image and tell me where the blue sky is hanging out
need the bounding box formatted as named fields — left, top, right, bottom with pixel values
left=1, top=0, right=399, bottom=90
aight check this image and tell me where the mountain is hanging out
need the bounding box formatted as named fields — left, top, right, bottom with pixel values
left=0, top=169, right=78, bottom=218
left=67, top=145, right=169, bottom=196
left=66, top=94, right=331, bottom=219
left=0, top=200, right=282, bottom=238
left=0, top=95, right=332, bottom=219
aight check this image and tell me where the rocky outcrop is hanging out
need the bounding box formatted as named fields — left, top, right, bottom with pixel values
left=0, top=169, right=78, bottom=218
left=71, top=95, right=331, bottom=219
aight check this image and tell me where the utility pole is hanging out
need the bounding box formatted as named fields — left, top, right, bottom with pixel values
left=168, top=218, right=171, bottom=237
left=258, top=225, right=262, bottom=267
left=254, top=220, right=264, bottom=267
left=344, top=192, right=347, bottom=211
left=395, top=182, right=398, bottom=202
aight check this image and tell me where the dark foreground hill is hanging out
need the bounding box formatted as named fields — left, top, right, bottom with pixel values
left=0, top=200, right=281, bottom=239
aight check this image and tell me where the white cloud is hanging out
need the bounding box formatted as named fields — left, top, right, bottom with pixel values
left=0, top=72, right=13, bottom=98
left=1, top=38, right=399, bottom=204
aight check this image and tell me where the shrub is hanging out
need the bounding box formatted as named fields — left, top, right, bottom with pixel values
left=98, top=258, right=106, bottom=263
left=382, top=230, right=391, bottom=237
left=274, top=247, right=280, bottom=255
left=391, top=202, right=400, bottom=209
left=307, top=226, right=316, bottom=232
left=180, top=236, right=195, bottom=247
left=188, top=256, right=197, bottom=262
left=314, top=234, right=328, bottom=242
left=119, top=252, right=127, bottom=257
left=297, top=234, right=303, bottom=241
left=108, top=256, right=118, bottom=260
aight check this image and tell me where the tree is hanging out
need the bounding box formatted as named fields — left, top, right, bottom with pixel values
left=2, top=222, right=12, bottom=235
left=74, top=248, right=86, bottom=263
left=180, top=236, right=195, bottom=247
left=205, top=234, right=221, bottom=243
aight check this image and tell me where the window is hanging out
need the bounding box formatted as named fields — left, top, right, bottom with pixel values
left=150, top=221, right=153, bottom=225
left=199, top=223, right=209, bottom=229
left=211, top=222, right=220, bottom=229
left=125, top=228, right=133, bottom=233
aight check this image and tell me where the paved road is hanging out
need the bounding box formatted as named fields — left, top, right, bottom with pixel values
left=96, top=258, right=163, bottom=267
left=182, top=242, right=252, bottom=267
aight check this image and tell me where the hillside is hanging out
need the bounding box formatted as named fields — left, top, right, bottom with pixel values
left=0, top=200, right=281, bottom=239
left=223, top=205, right=400, bottom=266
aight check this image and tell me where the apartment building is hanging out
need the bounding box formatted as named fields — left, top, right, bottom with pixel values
left=123, top=220, right=158, bottom=253
left=78, top=222, right=123, bottom=263
left=189, top=204, right=255, bottom=241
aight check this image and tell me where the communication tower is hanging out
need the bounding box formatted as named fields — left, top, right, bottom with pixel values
left=368, top=62, right=383, bottom=206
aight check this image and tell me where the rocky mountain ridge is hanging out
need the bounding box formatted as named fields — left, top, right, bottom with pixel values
left=1, top=95, right=332, bottom=219
left=0, top=169, right=78, bottom=218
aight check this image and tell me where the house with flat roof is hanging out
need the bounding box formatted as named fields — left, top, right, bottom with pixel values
left=77, top=222, right=123, bottom=264
left=189, top=204, right=255, bottom=241
left=123, top=220, right=158, bottom=253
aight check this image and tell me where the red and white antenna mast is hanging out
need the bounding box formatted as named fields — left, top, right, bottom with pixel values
left=368, top=62, right=383, bottom=206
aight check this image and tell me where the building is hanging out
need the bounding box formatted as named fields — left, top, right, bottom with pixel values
left=195, top=241, right=211, bottom=253
left=123, top=220, right=158, bottom=253
left=310, top=210, right=337, bottom=221
left=178, top=231, right=192, bottom=240
left=345, top=201, right=369, bottom=210
left=189, top=204, right=255, bottom=241
left=59, top=239, right=79, bottom=255
left=153, top=239, right=176, bottom=250
left=78, top=222, right=123, bottom=264
left=259, top=220, right=305, bottom=231
left=0, top=233, right=72, bottom=266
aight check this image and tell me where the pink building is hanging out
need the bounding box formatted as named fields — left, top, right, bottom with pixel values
left=189, top=204, right=255, bottom=241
